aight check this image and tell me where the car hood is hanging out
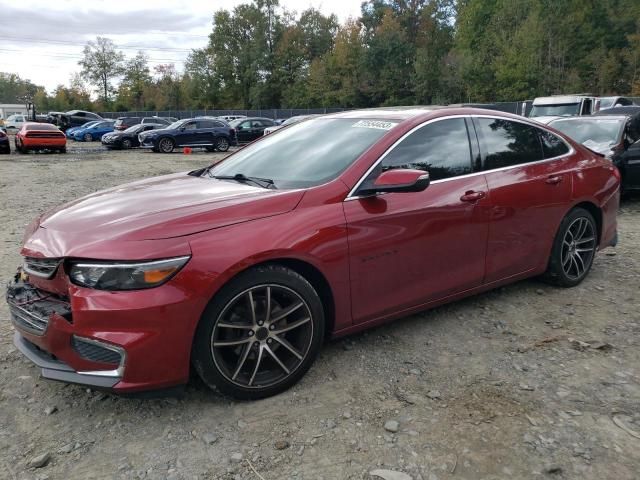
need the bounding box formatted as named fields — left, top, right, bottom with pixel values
left=26, top=173, right=304, bottom=257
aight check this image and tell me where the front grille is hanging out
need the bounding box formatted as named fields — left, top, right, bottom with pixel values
left=72, top=336, right=122, bottom=365
left=23, top=257, right=61, bottom=279
left=6, top=278, right=72, bottom=336
left=9, top=303, right=49, bottom=335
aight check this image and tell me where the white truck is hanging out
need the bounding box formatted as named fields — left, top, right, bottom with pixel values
left=527, top=94, right=599, bottom=124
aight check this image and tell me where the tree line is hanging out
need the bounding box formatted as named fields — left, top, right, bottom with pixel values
left=2, top=0, right=639, bottom=114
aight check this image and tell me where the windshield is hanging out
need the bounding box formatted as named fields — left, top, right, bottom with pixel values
left=530, top=103, right=580, bottom=117
left=167, top=120, right=186, bottom=130
left=123, top=124, right=143, bottom=134
left=80, top=121, right=99, bottom=128
left=550, top=118, right=624, bottom=146
left=282, top=116, right=308, bottom=126
left=208, top=118, right=398, bottom=189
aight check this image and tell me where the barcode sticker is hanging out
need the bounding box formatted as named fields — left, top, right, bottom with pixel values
left=351, top=120, right=396, bottom=130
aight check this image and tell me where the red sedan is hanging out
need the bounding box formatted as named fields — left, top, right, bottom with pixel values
left=7, top=107, right=619, bottom=399
left=15, top=122, right=66, bottom=153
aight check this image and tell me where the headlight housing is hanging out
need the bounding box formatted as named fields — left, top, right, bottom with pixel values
left=68, top=256, right=190, bottom=291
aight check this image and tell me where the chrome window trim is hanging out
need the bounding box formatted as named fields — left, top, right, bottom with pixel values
left=345, top=114, right=575, bottom=200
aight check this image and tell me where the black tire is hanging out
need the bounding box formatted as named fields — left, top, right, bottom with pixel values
left=121, top=139, right=132, bottom=149
left=83, top=133, right=93, bottom=142
left=192, top=265, right=325, bottom=400
left=59, top=147, right=66, bottom=154
left=543, top=207, right=598, bottom=287
left=215, top=137, right=230, bottom=152
left=15, top=140, right=25, bottom=154
left=158, top=137, right=175, bottom=153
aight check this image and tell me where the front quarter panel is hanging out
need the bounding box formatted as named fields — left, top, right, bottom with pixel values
left=187, top=183, right=352, bottom=336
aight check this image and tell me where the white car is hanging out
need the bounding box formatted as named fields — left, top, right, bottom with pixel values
left=528, top=94, right=598, bottom=123
left=4, top=114, right=29, bottom=132
left=217, top=115, right=247, bottom=122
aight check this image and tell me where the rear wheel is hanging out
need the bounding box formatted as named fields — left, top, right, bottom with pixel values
left=59, top=147, right=66, bottom=154
left=192, top=265, right=325, bottom=399
left=215, top=137, right=230, bottom=152
left=158, top=138, right=174, bottom=153
left=543, top=207, right=597, bottom=287
left=121, top=139, right=132, bottom=149
left=83, top=133, right=93, bottom=142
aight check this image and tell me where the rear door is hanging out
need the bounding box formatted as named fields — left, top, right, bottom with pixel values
left=344, top=117, right=490, bottom=323
left=473, top=116, right=573, bottom=283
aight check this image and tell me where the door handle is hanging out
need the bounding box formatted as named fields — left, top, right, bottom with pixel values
left=545, top=175, right=563, bottom=185
left=460, top=190, right=486, bottom=202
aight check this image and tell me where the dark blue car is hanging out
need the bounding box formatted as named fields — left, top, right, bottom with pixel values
left=138, top=117, right=237, bottom=153
left=0, top=127, right=10, bottom=154
left=72, top=120, right=115, bottom=142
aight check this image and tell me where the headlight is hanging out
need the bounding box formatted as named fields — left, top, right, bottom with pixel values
left=68, top=256, right=190, bottom=291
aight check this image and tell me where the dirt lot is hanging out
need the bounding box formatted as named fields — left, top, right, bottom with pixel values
left=0, top=139, right=639, bottom=480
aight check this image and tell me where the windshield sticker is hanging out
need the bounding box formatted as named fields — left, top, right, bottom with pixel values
left=352, top=120, right=396, bottom=130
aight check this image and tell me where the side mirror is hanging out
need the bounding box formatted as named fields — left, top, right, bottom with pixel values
left=359, top=169, right=430, bottom=195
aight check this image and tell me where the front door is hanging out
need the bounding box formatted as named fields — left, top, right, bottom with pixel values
left=344, top=117, right=490, bottom=324
left=175, top=120, right=198, bottom=146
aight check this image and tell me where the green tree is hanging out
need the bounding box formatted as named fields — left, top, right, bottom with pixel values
left=78, top=37, right=125, bottom=104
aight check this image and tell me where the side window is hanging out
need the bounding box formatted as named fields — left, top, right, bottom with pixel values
left=240, top=121, right=251, bottom=129
left=252, top=121, right=263, bottom=128
left=539, top=130, right=570, bottom=158
left=379, top=118, right=473, bottom=181
left=183, top=122, right=197, bottom=131
left=197, top=120, right=215, bottom=129
left=77, top=112, right=86, bottom=118
left=475, top=118, right=544, bottom=170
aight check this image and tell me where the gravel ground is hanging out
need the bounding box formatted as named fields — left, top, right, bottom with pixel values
left=0, top=139, right=639, bottom=480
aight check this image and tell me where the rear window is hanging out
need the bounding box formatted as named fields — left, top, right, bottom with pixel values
left=25, top=124, right=59, bottom=131
left=475, top=118, right=544, bottom=169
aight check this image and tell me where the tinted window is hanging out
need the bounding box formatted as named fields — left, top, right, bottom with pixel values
left=476, top=118, right=544, bottom=170
left=539, top=130, right=570, bottom=158
left=76, top=112, right=86, bottom=117
left=379, top=118, right=472, bottom=181
left=197, top=120, right=224, bottom=128
left=182, top=122, right=197, bottom=131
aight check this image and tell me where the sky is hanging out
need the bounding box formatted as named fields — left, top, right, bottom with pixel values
left=0, top=0, right=363, bottom=94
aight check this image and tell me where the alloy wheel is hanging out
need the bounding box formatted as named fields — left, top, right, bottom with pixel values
left=211, top=284, right=314, bottom=389
left=216, top=138, right=229, bottom=152
left=159, top=138, right=174, bottom=153
left=122, top=139, right=132, bottom=149
left=561, top=216, right=596, bottom=280
left=84, top=133, right=92, bottom=142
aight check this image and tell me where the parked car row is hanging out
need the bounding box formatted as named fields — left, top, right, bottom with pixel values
left=548, top=106, right=640, bottom=193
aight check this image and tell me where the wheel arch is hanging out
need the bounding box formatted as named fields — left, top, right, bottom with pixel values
left=570, top=200, right=602, bottom=244
left=202, top=256, right=337, bottom=341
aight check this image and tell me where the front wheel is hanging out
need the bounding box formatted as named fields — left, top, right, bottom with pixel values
left=83, top=133, right=93, bottom=142
left=215, top=137, right=230, bottom=152
left=121, top=139, right=132, bottom=149
left=158, top=138, right=174, bottom=153
left=192, top=265, right=325, bottom=399
left=543, top=207, right=598, bottom=287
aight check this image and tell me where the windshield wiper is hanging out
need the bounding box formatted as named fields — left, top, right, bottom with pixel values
left=211, top=173, right=277, bottom=189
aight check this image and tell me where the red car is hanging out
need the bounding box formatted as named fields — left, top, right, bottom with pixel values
left=15, top=123, right=66, bottom=153
left=7, top=107, right=619, bottom=399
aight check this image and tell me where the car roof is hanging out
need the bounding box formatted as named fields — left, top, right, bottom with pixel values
left=594, top=106, right=640, bottom=117
left=532, top=95, right=592, bottom=105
